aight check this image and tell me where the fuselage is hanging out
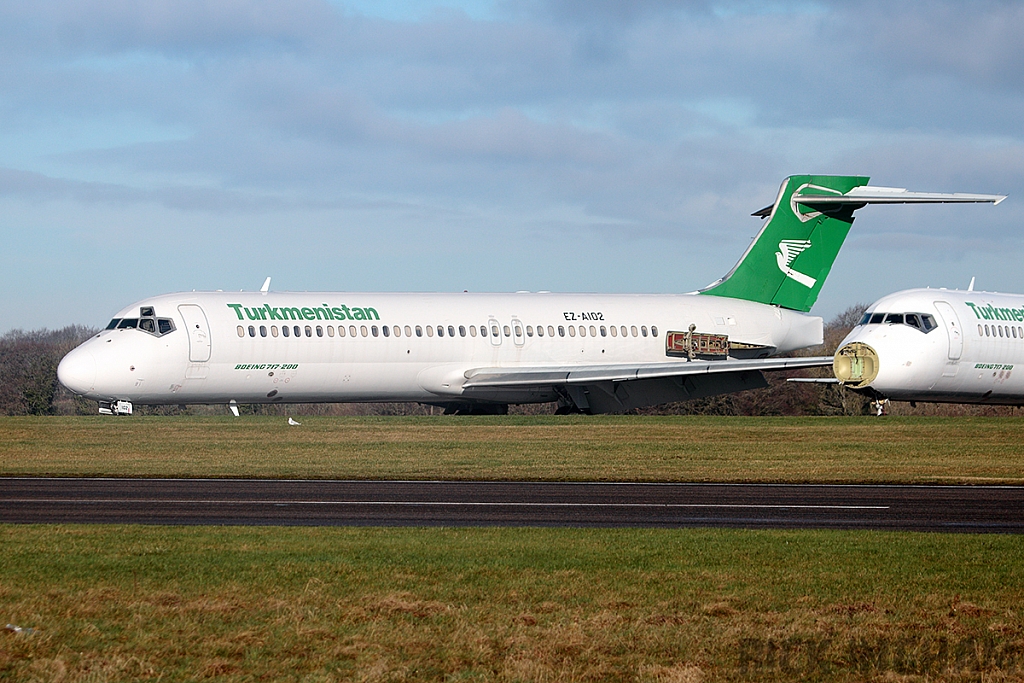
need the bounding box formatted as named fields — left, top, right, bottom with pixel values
left=58, top=290, right=822, bottom=407
left=834, top=288, right=1024, bottom=404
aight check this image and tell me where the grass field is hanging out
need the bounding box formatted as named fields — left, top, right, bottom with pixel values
left=3, top=415, right=1023, bottom=681
left=2, top=525, right=1023, bottom=682
left=1, top=415, right=1023, bottom=483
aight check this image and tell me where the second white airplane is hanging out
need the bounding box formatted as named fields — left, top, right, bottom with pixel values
left=835, top=284, right=1024, bottom=406
left=57, top=175, right=1003, bottom=415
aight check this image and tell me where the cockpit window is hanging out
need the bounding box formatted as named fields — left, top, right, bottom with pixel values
left=110, top=311, right=176, bottom=337
left=861, top=311, right=936, bottom=333
left=140, top=306, right=155, bottom=317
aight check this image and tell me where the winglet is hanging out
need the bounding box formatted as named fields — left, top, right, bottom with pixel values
left=260, top=277, right=271, bottom=293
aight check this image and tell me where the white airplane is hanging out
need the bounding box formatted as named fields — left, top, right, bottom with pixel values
left=57, top=175, right=1003, bottom=416
left=834, top=283, right=1024, bottom=408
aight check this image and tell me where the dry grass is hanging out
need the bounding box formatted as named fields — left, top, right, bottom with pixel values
left=1, top=415, right=1024, bottom=483
left=1, top=525, right=1022, bottom=681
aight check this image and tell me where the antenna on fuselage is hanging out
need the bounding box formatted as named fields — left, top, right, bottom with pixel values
left=968, top=277, right=975, bottom=292
left=261, top=277, right=271, bottom=293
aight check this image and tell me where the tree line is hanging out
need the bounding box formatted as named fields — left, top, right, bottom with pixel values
left=1, top=309, right=1017, bottom=417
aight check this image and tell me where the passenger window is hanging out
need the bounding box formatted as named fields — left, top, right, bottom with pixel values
left=272, top=325, right=279, bottom=337
left=526, top=325, right=533, bottom=337
left=641, top=326, right=648, bottom=337
left=361, top=326, right=368, bottom=337
left=416, top=326, right=423, bottom=337
left=305, top=325, right=312, bottom=337
left=979, top=325, right=984, bottom=336
left=405, top=326, right=412, bottom=337
left=371, top=326, right=379, bottom=337
left=558, top=326, right=565, bottom=337
left=589, top=325, right=596, bottom=337
left=437, top=326, right=444, bottom=338
left=610, top=325, right=616, bottom=337
left=316, top=325, right=323, bottom=337
left=469, top=325, right=477, bottom=337
left=651, top=326, right=658, bottom=337
left=503, top=325, right=511, bottom=337
left=578, top=325, right=585, bottom=337
left=260, top=325, right=268, bottom=337
left=394, top=326, right=401, bottom=337
left=249, top=325, right=256, bottom=337
left=600, top=326, right=606, bottom=337
left=382, top=325, right=389, bottom=337
left=514, top=324, right=522, bottom=338
left=427, top=326, right=434, bottom=337
left=459, top=325, right=466, bottom=337
left=547, top=326, right=555, bottom=337
left=106, top=319, right=121, bottom=330
left=492, top=325, right=500, bottom=337
left=338, top=325, right=345, bottom=337
left=536, top=326, right=543, bottom=337
left=449, top=325, right=456, bottom=337
left=568, top=326, right=576, bottom=337
left=985, top=325, right=990, bottom=336
left=480, top=325, right=487, bottom=337
left=999, top=326, right=1004, bottom=338
left=631, top=326, right=638, bottom=337
left=621, top=326, right=627, bottom=337
left=139, top=318, right=156, bottom=334
left=350, top=325, right=358, bottom=337
left=282, top=326, right=290, bottom=337
left=327, top=326, right=334, bottom=337
left=294, top=325, right=301, bottom=337
left=237, top=325, right=244, bottom=337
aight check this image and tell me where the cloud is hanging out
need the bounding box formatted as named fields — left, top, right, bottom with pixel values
left=2, top=0, right=1023, bottom=330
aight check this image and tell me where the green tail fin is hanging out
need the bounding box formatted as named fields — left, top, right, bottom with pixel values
left=700, top=174, right=870, bottom=312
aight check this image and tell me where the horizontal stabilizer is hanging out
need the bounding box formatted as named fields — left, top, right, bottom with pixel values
left=794, top=186, right=1006, bottom=207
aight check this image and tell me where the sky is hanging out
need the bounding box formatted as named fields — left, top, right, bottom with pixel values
left=2, top=0, right=1023, bottom=332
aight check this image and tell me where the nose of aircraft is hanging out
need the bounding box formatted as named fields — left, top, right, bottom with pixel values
left=57, top=346, right=97, bottom=395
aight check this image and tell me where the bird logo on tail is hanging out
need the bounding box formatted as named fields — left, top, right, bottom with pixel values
left=776, top=240, right=816, bottom=288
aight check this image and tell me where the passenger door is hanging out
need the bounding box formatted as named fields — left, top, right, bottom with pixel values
left=178, top=304, right=212, bottom=362
left=933, top=301, right=963, bottom=361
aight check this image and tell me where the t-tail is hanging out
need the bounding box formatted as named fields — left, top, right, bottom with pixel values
left=700, top=175, right=1006, bottom=313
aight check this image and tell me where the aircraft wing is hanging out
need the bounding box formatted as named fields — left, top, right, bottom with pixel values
left=459, top=356, right=833, bottom=413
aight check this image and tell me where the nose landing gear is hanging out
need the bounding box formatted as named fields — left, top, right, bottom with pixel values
left=98, top=400, right=133, bottom=416
left=870, top=398, right=890, bottom=417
